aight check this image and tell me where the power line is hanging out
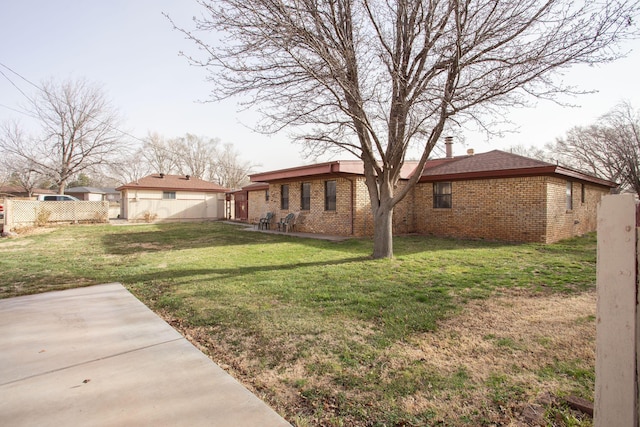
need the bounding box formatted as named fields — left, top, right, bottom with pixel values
left=0, top=62, right=148, bottom=145
left=0, top=102, right=39, bottom=119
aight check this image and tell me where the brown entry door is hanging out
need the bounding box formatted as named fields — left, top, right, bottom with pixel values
left=235, top=192, right=248, bottom=221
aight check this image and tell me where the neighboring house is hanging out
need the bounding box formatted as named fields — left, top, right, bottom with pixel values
left=116, top=174, right=229, bottom=222
left=0, top=186, right=55, bottom=198
left=248, top=148, right=616, bottom=243
left=66, top=187, right=121, bottom=202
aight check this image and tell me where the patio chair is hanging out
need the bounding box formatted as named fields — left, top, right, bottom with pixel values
left=277, top=212, right=296, bottom=232
left=259, top=212, right=274, bottom=230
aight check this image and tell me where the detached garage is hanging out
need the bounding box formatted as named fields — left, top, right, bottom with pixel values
left=116, top=174, right=229, bottom=222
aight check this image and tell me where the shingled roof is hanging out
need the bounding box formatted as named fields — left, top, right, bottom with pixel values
left=420, top=150, right=617, bottom=188
left=116, top=174, right=229, bottom=192
left=250, top=160, right=421, bottom=182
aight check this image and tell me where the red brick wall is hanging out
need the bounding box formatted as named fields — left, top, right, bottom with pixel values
left=258, top=174, right=609, bottom=242
left=414, top=177, right=547, bottom=242
left=544, top=177, right=609, bottom=243
left=414, top=176, right=609, bottom=243
left=248, top=189, right=270, bottom=224
left=264, top=176, right=415, bottom=236
left=267, top=177, right=355, bottom=235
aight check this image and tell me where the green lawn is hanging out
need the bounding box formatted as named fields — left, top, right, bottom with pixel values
left=0, top=222, right=597, bottom=426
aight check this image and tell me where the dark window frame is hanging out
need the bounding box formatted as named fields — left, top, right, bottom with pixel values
left=281, top=184, right=289, bottom=210
left=433, top=182, right=452, bottom=209
left=300, top=182, right=311, bottom=210
left=162, top=191, right=176, bottom=200
left=265, top=189, right=269, bottom=202
left=324, top=180, right=336, bottom=211
left=580, top=183, right=585, bottom=204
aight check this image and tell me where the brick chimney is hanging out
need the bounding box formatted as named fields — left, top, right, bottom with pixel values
left=445, top=136, right=453, bottom=158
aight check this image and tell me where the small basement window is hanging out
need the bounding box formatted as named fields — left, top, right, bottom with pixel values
left=433, top=182, right=452, bottom=208
left=163, top=191, right=176, bottom=200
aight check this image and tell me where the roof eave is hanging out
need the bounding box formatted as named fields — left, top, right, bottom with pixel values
left=250, top=161, right=364, bottom=182
left=116, top=185, right=227, bottom=192
left=420, top=165, right=618, bottom=188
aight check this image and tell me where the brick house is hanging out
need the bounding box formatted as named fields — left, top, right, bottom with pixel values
left=116, top=174, right=229, bottom=222
left=229, top=182, right=270, bottom=223
left=248, top=149, right=615, bottom=243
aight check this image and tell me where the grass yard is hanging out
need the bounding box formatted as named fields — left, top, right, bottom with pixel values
left=0, top=222, right=597, bottom=426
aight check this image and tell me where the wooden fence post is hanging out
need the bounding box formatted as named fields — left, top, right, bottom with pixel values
left=595, top=194, right=639, bottom=427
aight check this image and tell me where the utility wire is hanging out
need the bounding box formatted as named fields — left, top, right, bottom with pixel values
left=0, top=62, right=255, bottom=178
left=0, top=62, right=148, bottom=145
left=0, top=102, right=39, bottom=119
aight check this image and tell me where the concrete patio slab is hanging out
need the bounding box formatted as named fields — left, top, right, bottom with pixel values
left=0, top=283, right=291, bottom=427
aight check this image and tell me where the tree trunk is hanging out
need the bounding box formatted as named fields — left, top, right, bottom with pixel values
left=372, top=206, right=394, bottom=259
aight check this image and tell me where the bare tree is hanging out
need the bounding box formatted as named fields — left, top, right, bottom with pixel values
left=0, top=123, right=48, bottom=196
left=610, top=103, right=640, bottom=194
left=143, top=132, right=180, bottom=175
left=549, top=102, right=640, bottom=193
left=173, top=133, right=218, bottom=179
left=107, top=145, right=152, bottom=185
left=0, top=78, right=124, bottom=194
left=170, top=0, right=638, bottom=258
left=210, top=142, right=255, bottom=188
left=506, top=144, right=554, bottom=163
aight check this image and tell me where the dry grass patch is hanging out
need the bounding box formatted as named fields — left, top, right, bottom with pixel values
left=392, top=288, right=595, bottom=424
left=164, top=288, right=596, bottom=426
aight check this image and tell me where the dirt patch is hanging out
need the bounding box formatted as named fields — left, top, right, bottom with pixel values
left=5, top=226, right=58, bottom=237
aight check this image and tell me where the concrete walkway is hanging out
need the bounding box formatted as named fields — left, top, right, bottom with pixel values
left=225, top=220, right=351, bottom=242
left=0, top=283, right=291, bottom=427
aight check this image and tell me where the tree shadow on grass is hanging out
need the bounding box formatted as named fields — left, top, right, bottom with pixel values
left=117, top=255, right=370, bottom=287
left=101, top=221, right=527, bottom=258
left=101, top=221, right=368, bottom=255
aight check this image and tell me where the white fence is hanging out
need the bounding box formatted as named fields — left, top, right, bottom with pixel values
left=2, top=199, right=109, bottom=230
left=595, top=194, right=639, bottom=426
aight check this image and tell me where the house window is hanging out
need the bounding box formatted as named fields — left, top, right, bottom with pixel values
left=281, top=184, right=289, bottom=210
left=581, top=183, right=585, bottom=204
left=163, top=191, right=176, bottom=200
left=265, top=189, right=269, bottom=202
left=325, top=180, right=336, bottom=211
left=433, top=182, right=452, bottom=208
left=300, top=182, right=311, bottom=210
left=566, top=181, right=573, bottom=210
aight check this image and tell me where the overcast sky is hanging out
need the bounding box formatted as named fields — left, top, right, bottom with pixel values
left=1, top=0, right=639, bottom=173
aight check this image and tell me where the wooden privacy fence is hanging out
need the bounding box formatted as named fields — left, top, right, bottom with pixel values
left=595, top=194, right=639, bottom=426
left=2, top=199, right=109, bottom=230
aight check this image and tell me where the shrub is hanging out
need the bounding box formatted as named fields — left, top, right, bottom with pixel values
left=35, top=208, right=51, bottom=227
